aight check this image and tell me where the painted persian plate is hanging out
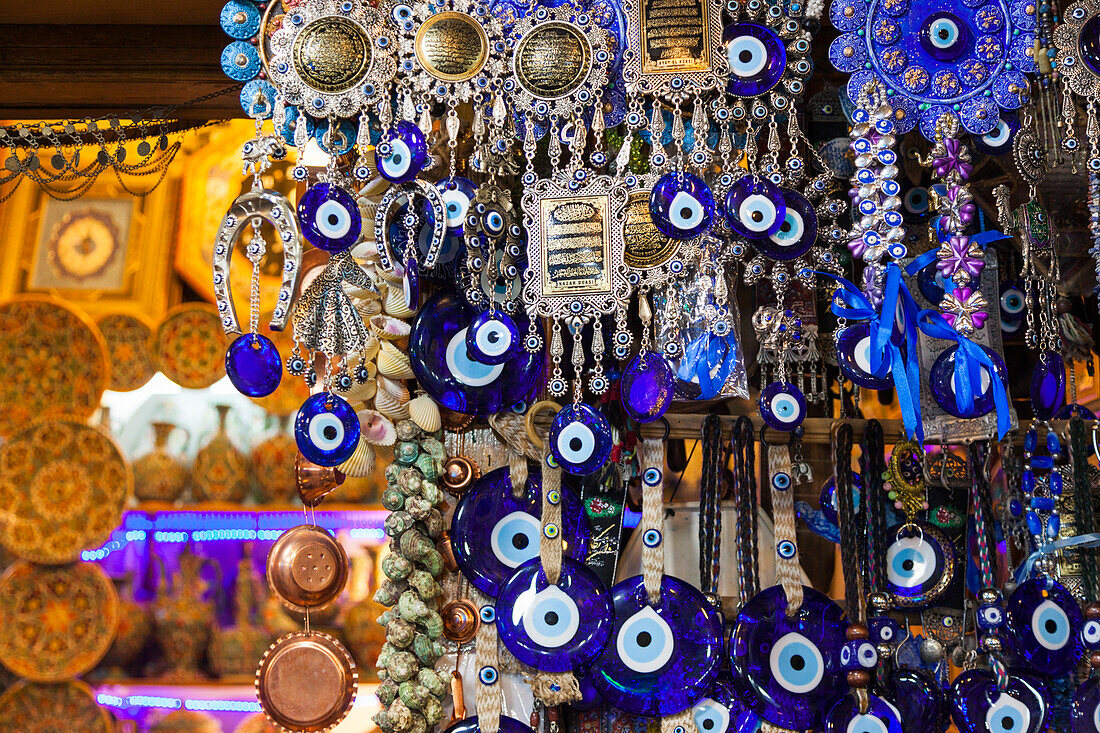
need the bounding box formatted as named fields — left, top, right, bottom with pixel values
left=0, top=420, right=132, bottom=564
left=0, top=296, right=108, bottom=438
left=0, top=680, right=112, bottom=733
left=95, top=311, right=157, bottom=392
left=154, top=302, right=229, bottom=389
left=0, top=561, right=119, bottom=681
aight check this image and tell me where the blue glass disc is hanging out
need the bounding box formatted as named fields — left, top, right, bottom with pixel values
left=884, top=521, right=955, bottom=609
left=297, top=182, right=361, bottom=253
left=466, top=311, right=519, bottom=366
left=835, top=323, right=894, bottom=389
left=376, top=121, right=428, bottom=183
left=442, top=717, right=532, bottom=733
left=649, top=172, right=715, bottom=240
left=497, top=556, right=613, bottom=672
left=759, top=382, right=807, bottom=431
left=999, top=281, right=1026, bottom=335
left=293, top=392, right=360, bottom=467
left=723, top=23, right=787, bottom=97
left=549, top=403, right=613, bottom=476
left=730, top=585, right=848, bottom=730
left=693, top=677, right=761, bottom=733
left=225, top=333, right=282, bottom=397
left=591, top=574, right=724, bottom=717
left=1072, top=676, right=1100, bottom=733
left=818, top=471, right=863, bottom=527
left=884, top=668, right=946, bottom=733
left=950, top=669, right=1048, bottom=733
left=753, top=188, right=817, bottom=261
left=975, top=111, right=1019, bottom=155
left=825, top=694, right=903, bottom=733
left=929, top=344, right=1007, bottom=419
left=724, top=176, right=785, bottom=239
left=1005, top=576, right=1083, bottom=676
left=1030, top=350, right=1066, bottom=420
left=621, top=350, right=674, bottom=423
left=450, top=467, right=590, bottom=597
left=436, top=177, right=478, bottom=237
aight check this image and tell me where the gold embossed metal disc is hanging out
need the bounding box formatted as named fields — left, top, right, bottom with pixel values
left=0, top=561, right=119, bottom=681
left=623, top=189, right=680, bottom=269
left=514, top=21, right=591, bottom=99
left=293, top=16, right=372, bottom=93
left=154, top=302, right=229, bottom=389
left=266, top=525, right=350, bottom=613
left=256, top=631, right=357, bottom=732
left=0, top=420, right=132, bottom=564
left=0, top=296, right=108, bottom=439
left=96, top=312, right=157, bottom=392
left=415, top=12, right=489, bottom=82
left=0, top=680, right=112, bottom=732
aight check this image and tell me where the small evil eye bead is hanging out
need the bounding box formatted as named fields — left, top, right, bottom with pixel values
left=643, top=467, right=663, bottom=486
left=759, top=381, right=806, bottom=431
left=839, top=640, right=875, bottom=670
left=978, top=604, right=1005, bottom=630
left=335, top=372, right=354, bottom=392
left=713, top=319, right=731, bottom=336
left=522, top=170, right=538, bottom=186
left=524, top=333, right=543, bottom=352
left=1081, top=619, right=1100, bottom=649
left=548, top=377, right=568, bottom=395
left=286, top=355, right=306, bottom=376
left=856, top=641, right=878, bottom=668
left=869, top=616, right=899, bottom=645
left=354, top=362, right=370, bottom=383
left=544, top=523, right=560, bottom=539
left=478, top=666, right=499, bottom=685
left=643, top=529, right=663, bottom=547
left=291, top=165, right=309, bottom=181
left=613, top=343, right=630, bottom=360
left=887, top=242, right=908, bottom=259
left=390, top=3, right=413, bottom=24
left=920, top=12, right=971, bottom=61
left=772, top=472, right=792, bottom=491
left=547, top=489, right=561, bottom=505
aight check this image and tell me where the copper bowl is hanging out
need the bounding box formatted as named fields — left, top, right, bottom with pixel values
left=296, top=453, right=345, bottom=506
left=266, top=525, right=349, bottom=613
left=256, top=631, right=357, bottom=732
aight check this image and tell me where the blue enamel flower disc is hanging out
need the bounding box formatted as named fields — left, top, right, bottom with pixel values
left=730, top=585, right=848, bottom=730
left=825, top=694, right=903, bottom=733
left=929, top=344, right=1007, bottom=418
left=753, top=188, right=817, bottom=261
left=409, top=291, right=543, bottom=417
left=1030, top=350, right=1066, bottom=420
left=884, top=521, right=955, bottom=609
left=758, top=381, right=807, bottom=431
left=883, top=668, right=946, bottom=733
left=835, top=323, right=894, bottom=389
left=466, top=311, right=519, bottom=366
left=950, top=669, right=1048, bottom=733
left=376, top=120, right=428, bottom=183
left=221, top=40, right=261, bottom=81
left=724, top=176, right=786, bottom=240
left=1071, top=676, right=1100, bottom=733
left=723, top=22, right=787, bottom=97
left=450, top=467, right=590, bottom=598
left=649, top=172, right=715, bottom=240
left=591, top=575, right=724, bottom=717
left=297, top=182, right=361, bottom=253
left=621, top=350, right=674, bottom=423
left=221, top=0, right=261, bottom=39
left=225, top=333, right=282, bottom=397
left=497, top=556, right=614, bottom=672
left=549, top=403, right=614, bottom=476
left=1005, top=576, right=1083, bottom=676
left=293, top=392, right=360, bottom=467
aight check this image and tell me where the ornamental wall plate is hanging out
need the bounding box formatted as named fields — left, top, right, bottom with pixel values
left=0, top=420, right=132, bottom=564
left=154, top=302, right=230, bottom=389
left=95, top=311, right=157, bottom=392
left=0, top=296, right=108, bottom=439
left=1055, top=0, right=1100, bottom=98
left=267, top=0, right=397, bottom=119
left=829, top=0, right=1036, bottom=138
left=0, top=561, right=119, bottom=681
left=619, top=0, right=727, bottom=101
left=0, top=680, right=112, bottom=733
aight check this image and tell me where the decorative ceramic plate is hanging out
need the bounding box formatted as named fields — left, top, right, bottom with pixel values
left=96, top=312, right=158, bottom=392
left=0, top=680, right=112, bottom=732
left=0, top=296, right=108, bottom=438
left=154, top=303, right=229, bottom=389
left=0, top=420, right=132, bottom=564
left=0, top=561, right=119, bottom=681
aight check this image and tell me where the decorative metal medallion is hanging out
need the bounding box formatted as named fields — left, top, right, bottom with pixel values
left=154, top=303, right=230, bottom=389
left=95, top=312, right=158, bottom=392
left=0, top=420, right=132, bottom=564
left=462, top=183, right=526, bottom=315
left=268, top=0, right=397, bottom=118
left=0, top=296, right=108, bottom=439
left=0, top=561, right=120, bottom=681
left=620, top=0, right=727, bottom=100
left=256, top=630, right=358, bottom=731
left=1055, top=0, right=1100, bottom=98
left=0, top=681, right=112, bottom=733
left=622, top=180, right=682, bottom=271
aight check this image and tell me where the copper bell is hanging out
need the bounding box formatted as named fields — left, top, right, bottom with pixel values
left=441, top=599, right=479, bottom=643
left=442, top=456, right=478, bottom=496
left=296, top=452, right=345, bottom=506
left=266, top=525, right=350, bottom=613
left=256, top=630, right=357, bottom=731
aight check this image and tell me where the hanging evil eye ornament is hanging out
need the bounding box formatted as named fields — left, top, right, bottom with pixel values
left=549, top=403, right=614, bottom=476
left=649, top=172, right=716, bottom=240
left=883, top=668, right=947, bottom=733
left=462, top=184, right=526, bottom=318
left=928, top=343, right=1009, bottom=419
left=496, top=556, right=614, bottom=671
left=825, top=694, right=904, bottom=733
left=1072, top=676, right=1100, bottom=733
left=450, top=467, right=590, bottom=597
left=724, top=23, right=787, bottom=97
left=999, top=281, right=1026, bottom=335
left=294, top=392, right=360, bottom=467
left=1030, top=350, right=1066, bottom=420
left=225, top=333, right=283, bottom=397
left=950, top=669, right=1048, bottom=733
left=693, top=677, right=761, bottom=733
left=974, top=111, right=1020, bottom=155
left=437, top=177, right=478, bottom=238
left=724, top=176, right=786, bottom=240
left=759, top=381, right=807, bottom=431
left=819, top=472, right=864, bottom=527
left=297, top=181, right=362, bottom=253
left=621, top=350, right=675, bottom=423
left=374, top=179, right=449, bottom=307
left=835, top=322, right=894, bottom=389
left=590, top=574, right=724, bottom=717
left=730, top=585, right=848, bottom=730
left=751, top=188, right=818, bottom=261
left=408, top=291, right=543, bottom=416
left=828, top=0, right=1035, bottom=138
left=883, top=522, right=956, bottom=609
left=466, top=310, right=520, bottom=365
left=376, top=120, right=429, bottom=184
left=1005, top=576, right=1084, bottom=676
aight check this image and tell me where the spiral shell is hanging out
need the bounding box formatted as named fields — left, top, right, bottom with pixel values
left=370, top=314, right=412, bottom=342
left=359, top=409, right=397, bottom=446
left=377, top=341, right=415, bottom=380
left=408, top=394, right=441, bottom=433
left=383, top=286, right=417, bottom=319
left=375, top=375, right=410, bottom=420
left=337, top=438, right=376, bottom=478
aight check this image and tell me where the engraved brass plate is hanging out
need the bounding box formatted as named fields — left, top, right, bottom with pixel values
left=514, top=21, right=591, bottom=99
left=639, top=0, right=710, bottom=74
left=415, top=12, right=489, bottom=83
left=623, top=189, right=680, bottom=269
left=540, top=195, right=612, bottom=297
left=292, top=16, right=372, bottom=93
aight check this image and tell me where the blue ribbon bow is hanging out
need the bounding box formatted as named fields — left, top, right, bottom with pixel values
left=677, top=331, right=739, bottom=400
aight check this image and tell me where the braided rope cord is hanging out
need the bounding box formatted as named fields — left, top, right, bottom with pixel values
left=1071, top=417, right=1099, bottom=599
left=733, top=417, right=760, bottom=605
left=640, top=437, right=666, bottom=605
left=699, top=415, right=723, bottom=597
left=862, top=420, right=888, bottom=593
left=539, top=445, right=564, bottom=586
left=769, top=443, right=803, bottom=615
left=968, top=442, right=995, bottom=590
left=834, top=423, right=862, bottom=619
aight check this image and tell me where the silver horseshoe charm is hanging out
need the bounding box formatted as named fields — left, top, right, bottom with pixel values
left=212, top=189, right=302, bottom=336
left=372, top=180, right=447, bottom=272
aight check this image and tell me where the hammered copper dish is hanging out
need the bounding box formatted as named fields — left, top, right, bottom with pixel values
left=266, top=525, right=349, bottom=613
left=255, top=630, right=357, bottom=732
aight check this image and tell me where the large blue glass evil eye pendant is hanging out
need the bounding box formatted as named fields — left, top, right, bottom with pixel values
left=621, top=350, right=674, bottom=423
left=1030, top=350, right=1066, bottom=420
left=724, top=176, right=786, bottom=240
left=884, top=522, right=955, bottom=609
left=549, top=403, right=613, bottom=476
left=294, top=392, right=360, bottom=467
left=753, top=188, right=817, bottom=261
left=835, top=323, right=893, bottom=389
left=496, top=556, right=614, bottom=672
left=437, top=177, right=477, bottom=236
left=883, top=669, right=946, bottom=733
left=1005, top=576, right=1083, bottom=676
left=1072, top=676, right=1100, bottom=733
left=225, top=333, right=282, bottom=397
left=466, top=311, right=519, bottom=365
left=730, top=585, right=848, bottom=730
left=723, top=22, right=787, bottom=97
left=376, top=120, right=428, bottom=183
left=929, top=344, right=1007, bottom=419
left=297, top=182, right=361, bottom=253
left=759, top=382, right=806, bottom=431
left=591, top=575, right=724, bottom=717
left=825, top=694, right=903, bottom=733
left=950, top=669, right=1048, bottom=733
left=649, top=172, right=715, bottom=240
